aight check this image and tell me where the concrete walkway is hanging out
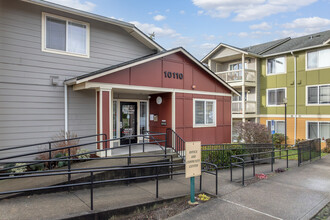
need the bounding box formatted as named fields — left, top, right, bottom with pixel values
left=0, top=156, right=329, bottom=219
left=172, top=155, right=330, bottom=220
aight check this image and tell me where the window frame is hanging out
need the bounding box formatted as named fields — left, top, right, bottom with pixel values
left=266, top=87, right=287, bottom=107
left=306, top=47, right=330, bottom=71
left=305, top=84, right=330, bottom=106
left=266, top=120, right=285, bottom=134
left=306, top=121, right=330, bottom=140
left=193, top=99, right=217, bottom=128
left=41, top=12, right=90, bottom=58
left=266, top=56, right=287, bottom=76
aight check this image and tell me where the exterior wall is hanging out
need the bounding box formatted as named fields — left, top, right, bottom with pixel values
left=0, top=0, right=154, bottom=150
left=260, top=47, right=330, bottom=143
left=213, top=47, right=240, bottom=59
left=149, top=93, right=172, bottom=133
left=260, top=117, right=329, bottom=148
left=175, top=93, right=232, bottom=145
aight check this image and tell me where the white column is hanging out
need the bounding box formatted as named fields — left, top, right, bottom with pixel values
left=242, top=54, right=246, bottom=122
left=172, top=91, right=176, bottom=131
left=64, top=84, right=68, bottom=138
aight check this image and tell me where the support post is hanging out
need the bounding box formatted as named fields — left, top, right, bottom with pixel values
left=48, top=143, right=52, bottom=170
left=128, top=137, right=131, bottom=165
left=190, top=177, right=195, bottom=203
left=242, top=160, right=245, bottom=186
left=68, top=148, right=71, bottom=182
left=199, top=174, right=202, bottom=191
left=230, top=156, right=232, bottom=182
left=156, top=167, right=159, bottom=198
left=286, top=149, right=289, bottom=168
left=90, top=171, right=94, bottom=210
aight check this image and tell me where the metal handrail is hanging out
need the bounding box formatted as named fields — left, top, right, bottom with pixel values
left=166, top=128, right=185, bottom=160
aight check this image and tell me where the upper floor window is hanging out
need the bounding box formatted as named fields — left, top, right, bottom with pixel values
left=267, top=57, right=286, bottom=75
left=307, top=84, right=330, bottom=105
left=307, top=48, right=330, bottom=70
left=307, top=121, right=330, bottom=140
left=42, top=13, right=90, bottom=57
left=267, top=88, right=286, bottom=106
left=229, top=62, right=247, bottom=71
left=193, top=99, right=216, bottom=127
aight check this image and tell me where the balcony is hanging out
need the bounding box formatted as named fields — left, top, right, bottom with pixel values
left=216, top=69, right=256, bottom=83
left=232, top=101, right=256, bottom=114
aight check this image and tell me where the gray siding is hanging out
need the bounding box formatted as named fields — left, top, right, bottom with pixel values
left=0, top=0, right=154, bottom=155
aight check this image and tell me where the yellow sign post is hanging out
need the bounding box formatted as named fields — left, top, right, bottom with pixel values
left=185, top=141, right=201, bottom=204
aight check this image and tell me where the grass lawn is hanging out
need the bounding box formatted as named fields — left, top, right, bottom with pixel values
left=275, top=149, right=328, bottom=160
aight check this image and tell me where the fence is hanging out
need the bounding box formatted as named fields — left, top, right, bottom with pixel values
left=229, top=139, right=322, bottom=185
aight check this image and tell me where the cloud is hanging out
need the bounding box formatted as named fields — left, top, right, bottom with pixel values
left=197, top=10, right=204, bottom=15
left=130, top=21, right=177, bottom=37
left=192, top=0, right=317, bottom=21
left=283, top=17, right=330, bottom=29
left=250, top=22, right=272, bottom=30
left=165, top=9, right=170, bottom=12
left=180, top=10, right=185, bottom=14
left=47, top=0, right=96, bottom=12
left=203, top=34, right=216, bottom=41
left=199, top=43, right=217, bottom=49
left=153, top=15, right=166, bottom=21
left=280, top=17, right=330, bottom=37
left=238, top=32, right=248, bottom=37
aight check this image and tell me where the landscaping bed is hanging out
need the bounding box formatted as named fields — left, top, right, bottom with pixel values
left=312, top=202, right=330, bottom=220
left=108, top=194, right=213, bottom=220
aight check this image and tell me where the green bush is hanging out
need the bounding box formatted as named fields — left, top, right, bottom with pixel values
left=29, top=163, right=45, bottom=171
left=272, top=133, right=287, bottom=146
left=76, top=149, right=91, bottom=160
left=11, top=163, right=28, bottom=173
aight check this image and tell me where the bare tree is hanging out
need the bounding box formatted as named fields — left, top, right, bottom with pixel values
left=233, top=121, right=272, bottom=144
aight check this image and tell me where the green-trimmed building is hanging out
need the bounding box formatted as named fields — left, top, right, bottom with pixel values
left=202, top=30, right=330, bottom=147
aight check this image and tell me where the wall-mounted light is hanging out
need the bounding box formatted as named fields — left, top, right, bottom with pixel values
left=192, top=85, right=196, bottom=89
left=156, top=96, right=162, bottom=105
left=50, top=76, right=59, bottom=86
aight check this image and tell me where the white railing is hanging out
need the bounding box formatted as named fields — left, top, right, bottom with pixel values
left=217, top=69, right=256, bottom=83
left=232, top=101, right=256, bottom=114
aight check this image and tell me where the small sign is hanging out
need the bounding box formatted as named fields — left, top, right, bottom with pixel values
left=271, top=120, right=275, bottom=134
left=150, top=114, right=154, bottom=121
left=161, top=120, right=167, bottom=126
left=185, top=141, right=201, bottom=178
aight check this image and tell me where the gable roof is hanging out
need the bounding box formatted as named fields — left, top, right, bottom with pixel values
left=261, top=30, right=330, bottom=56
left=201, top=43, right=261, bottom=63
left=65, top=47, right=239, bottom=95
left=202, top=30, right=330, bottom=61
left=21, top=0, right=164, bottom=52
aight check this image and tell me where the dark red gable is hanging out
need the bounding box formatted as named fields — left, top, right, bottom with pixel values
left=91, top=52, right=231, bottom=94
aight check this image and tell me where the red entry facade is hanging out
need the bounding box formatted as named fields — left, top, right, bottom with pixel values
left=93, top=51, right=232, bottom=145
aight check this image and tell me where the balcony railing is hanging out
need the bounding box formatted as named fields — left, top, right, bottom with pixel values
left=216, top=69, right=256, bottom=83
left=232, top=101, right=256, bottom=114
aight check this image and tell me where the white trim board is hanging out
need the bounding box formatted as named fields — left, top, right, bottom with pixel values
left=259, top=114, right=330, bottom=119
left=73, top=82, right=233, bottom=97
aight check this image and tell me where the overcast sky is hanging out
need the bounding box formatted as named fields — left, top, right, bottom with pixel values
left=48, top=0, right=330, bottom=59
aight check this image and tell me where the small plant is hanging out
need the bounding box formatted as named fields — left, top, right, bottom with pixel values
left=76, top=149, right=91, bottom=160
left=255, top=173, right=267, bottom=180
left=29, top=163, right=45, bottom=171
left=272, top=133, right=288, bottom=146
left=11, top=163, right=28, bottom=174
left=322, top=139, right=330, bottom=153
left=275, top=168, right=286, bottom=173
left=197, top=193, right=210, bottom=201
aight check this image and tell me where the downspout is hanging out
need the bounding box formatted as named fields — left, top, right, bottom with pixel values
left=64, top=83, right=68, bottom=139
left=291, top=51, right=297, bottom=145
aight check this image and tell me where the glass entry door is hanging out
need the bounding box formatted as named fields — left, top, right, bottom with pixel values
left=120, top=102, right=137, bottom=144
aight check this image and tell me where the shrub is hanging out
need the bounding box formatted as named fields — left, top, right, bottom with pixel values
left=76, top=149, right=91, bottom=160
left=233, top=121, right=272, bottom=144
left=322, top=139, right=330, bottom=153
left=29, top=163, right=45, bottom=171
left=326, top=139, right=330, bottom=148
left=272, top=133, right=288, bottom=146
left=36, top=130, right=80, bottom=168
left=11, top=163, right=28, bottom=174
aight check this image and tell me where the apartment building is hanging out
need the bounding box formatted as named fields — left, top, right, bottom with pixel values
left=203, top=31, right=330, bottom=146
left=0, top=0, right=236, bottom=156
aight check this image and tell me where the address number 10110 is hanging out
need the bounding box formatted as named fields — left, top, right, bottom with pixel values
left=164, top=71, right=183, bottom=80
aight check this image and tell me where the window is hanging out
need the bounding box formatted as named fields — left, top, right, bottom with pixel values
left=267, top=120, right=285, bottom=134
left=42, top=13, right=89, bottom=57
left=113, top=101, right=117, bottom=138
left=229, top=62, right=247, bottom=70
left=140, top=102, right=148, bottom=135
left=307, top=85, right=330, bottom=105
left=267, top=88, right=286, bottom=106
left=267, top=57, right=286, bottom=75
left=307, top=48, right=330, bottom=70
left=193, top=99, right=216, bottom=127
left=307, top=122, right=330, bottom=140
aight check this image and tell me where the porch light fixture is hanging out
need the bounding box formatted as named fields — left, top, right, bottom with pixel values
left=156, top=96, right=162, bottom=105
left=192, top=85, right=196, bottom=89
